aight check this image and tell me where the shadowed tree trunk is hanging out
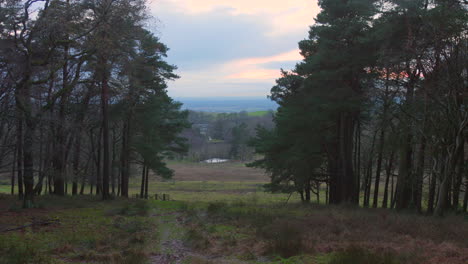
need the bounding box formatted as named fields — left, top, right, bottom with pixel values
left=16, top=112, right=23, bottom=198
left=144, top=167, right=149, bottom=199
left=452, top=141, right=464, bottom=209
left=373, top=129, right=386, bottom=208
left=101, top=69, right=111, bottom=200
left=120, top=117, right=131, bottom=197
left=382, top=150, right=395, bottom=208
left=427, top=156, right=439, bottom=214
left=10, top=144, right=17, bottom=195
left=140, top=164, right=146, bottom=198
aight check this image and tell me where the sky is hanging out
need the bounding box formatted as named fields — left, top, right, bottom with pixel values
left=148, top=0, right=320, bottom=98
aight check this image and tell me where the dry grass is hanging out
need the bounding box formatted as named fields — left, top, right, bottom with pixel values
left=167, top=161, right=269, bottom=182
left=182, top=201, right=468, bottom=264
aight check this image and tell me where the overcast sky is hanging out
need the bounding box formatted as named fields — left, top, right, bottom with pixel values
left=148, top=0, right=320, bottom=98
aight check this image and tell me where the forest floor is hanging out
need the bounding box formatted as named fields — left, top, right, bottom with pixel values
left=0, top=161, right=467, bottom=264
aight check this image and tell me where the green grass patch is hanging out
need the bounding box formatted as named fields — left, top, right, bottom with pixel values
left=0, top=196, right=158, bottom=264
left=247, top=111, right=271, bottom=117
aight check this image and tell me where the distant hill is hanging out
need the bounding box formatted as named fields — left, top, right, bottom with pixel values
left=175, top=97, right=278, bottom=113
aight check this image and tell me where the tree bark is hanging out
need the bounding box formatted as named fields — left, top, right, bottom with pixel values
left=452, top=140, right=464, bottom=209
left=120, top=118, right=131, bottom=197
left=329, top=112, right=357, bottom=204
left=382, top=150, right=395, bottom=208
left=10, top=143, right=17, bottom=195
left=101, top=72, right=110, bottom=200
left=16, top=113, right=23, bottom=198
left=373, top=128, right=385, bottom=208
left=144, top=166, right=149, bottom=199
left=140, top=164, right=146, bottom=198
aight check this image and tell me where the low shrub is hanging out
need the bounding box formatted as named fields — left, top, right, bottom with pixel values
left=329, top=246, right=414, bottom=264
left=114, top=200, right=151, bottom=216
left=206, top=201, right=228, bottom=216
left=184, top=227, right=210, bottom=250
left=259, top=219, right=304, bottom=258
left=0, top=234, right=54, bottom=264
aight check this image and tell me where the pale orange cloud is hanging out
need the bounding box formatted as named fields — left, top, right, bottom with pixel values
left=152, top=0, right=314, bottom=15
left=151, top=0, right=320, bottom=35
left=229, top=49, right=302, bottom=67
left=224, top=49, right=301, bottom=80
left=226, top=69, right=280, bottom=80
left=149, top=1, right=318, bottom=96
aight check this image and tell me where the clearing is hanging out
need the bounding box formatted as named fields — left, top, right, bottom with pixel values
left=0, top=161, right=467, bottom=264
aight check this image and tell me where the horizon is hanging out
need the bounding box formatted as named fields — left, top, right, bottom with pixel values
left=175, top=96, right=278, bottom=113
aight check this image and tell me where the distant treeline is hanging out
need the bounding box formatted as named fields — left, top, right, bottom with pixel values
left=249, top=0, right=467, bottom=216
left=181, top=111, right=274, bottom=161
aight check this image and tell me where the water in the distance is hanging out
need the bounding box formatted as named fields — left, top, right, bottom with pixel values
left=203, top=158, right=229, bottom=164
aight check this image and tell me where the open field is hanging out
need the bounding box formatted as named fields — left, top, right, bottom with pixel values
left=127, top=161, right=301, bottom=204
left=0, top=161, right=467, bottom=264
left=247, top=111, right=271, bottom=117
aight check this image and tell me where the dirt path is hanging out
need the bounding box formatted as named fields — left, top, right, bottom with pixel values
left=150, top=211, right=218, bottom=264
left=150, top=211, right=189, bottom=264
left=149, top=210, right=251, bottom=264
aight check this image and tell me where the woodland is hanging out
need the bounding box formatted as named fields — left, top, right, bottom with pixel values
left=0, top=0, right=467, bottom=264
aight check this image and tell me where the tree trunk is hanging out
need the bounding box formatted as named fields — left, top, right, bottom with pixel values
left=16, top=114, right=23, bottom=198
left=111, top=129, right=116, bottom=194
left=305, top=180, right=311, bottom=202
left=427, top=163, right=437, bottom=214
left=413, top=135, right=426, bottom=212
left=382, top=150, right=395, bottom=208
left=434, top=133, right=464, bottom=216
left=452, top=140, right=464, bottom=209
left=463, top=178, right=468, bottom=213
left=11, top=143, right=16, bottom=195
left=101, top=74, right=110, bottom=200
left=364, top=130, right=377, bottom=207
left=144, top=166, right=149, bottom=199
left=395, top=67, right=416, bottom=211
left=373, top=128, right=385, bottom=208
left=72, top=133, right=82, bottom=195
left=120, top=118, right=131, bottom=197
left=140, top=164, right=146, bottom=198
left=22, top=117, right=35, bottom=208
left=329, top=112, right=356, bottom=204
left=395, top=131, right=413, bottom=210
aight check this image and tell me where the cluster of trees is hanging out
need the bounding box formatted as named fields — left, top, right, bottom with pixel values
left=250, top=0, right=467, bottom=216
left=183, top=111, right=274, bottom=161
left=0, top=0, right=189, bottom=207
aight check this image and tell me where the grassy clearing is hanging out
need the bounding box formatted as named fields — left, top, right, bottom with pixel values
left=1, top=195, right=467, bottom=264
left=247, top=111, right=270, bottom=117
left=0, top=196, right=158, bottom=264
left=1, top=162, right=467, bottom=264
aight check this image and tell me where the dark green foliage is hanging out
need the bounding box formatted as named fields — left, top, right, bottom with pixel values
left=132, top=95, right=190, bottom=179
left=251, top=0, right=468, bottom=214
left=114, top=28, right=190, bottom=185
left=250, top=0, right=379, bottom=204
left=229, top=122, right=249, bottom=159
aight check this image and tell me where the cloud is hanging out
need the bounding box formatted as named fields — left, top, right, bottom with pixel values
left=224, top=50, right=302, bottom=80
left=147, top=1, right=319, bottom=97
